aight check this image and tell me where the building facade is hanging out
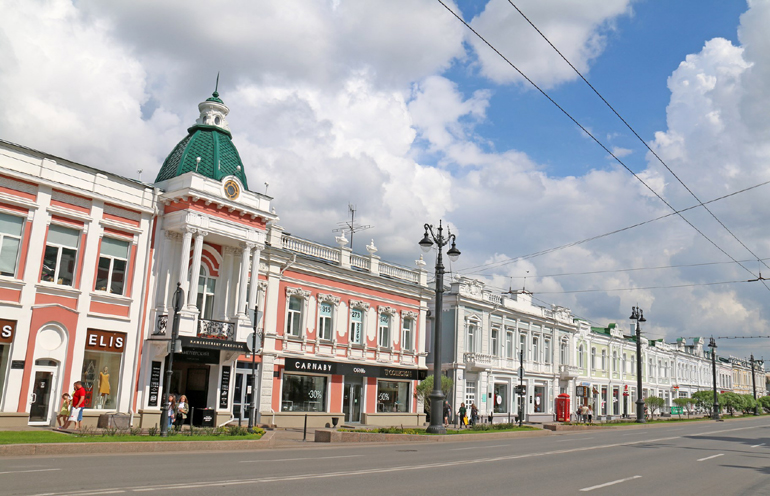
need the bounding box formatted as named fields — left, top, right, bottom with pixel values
left=0, top=90, right=429, bottom=428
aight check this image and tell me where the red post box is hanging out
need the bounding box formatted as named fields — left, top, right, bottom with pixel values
left=556, top=393, right=571, bottom=422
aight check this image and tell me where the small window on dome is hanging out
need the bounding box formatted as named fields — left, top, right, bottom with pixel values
left=214, top=116, right=221, bottom=125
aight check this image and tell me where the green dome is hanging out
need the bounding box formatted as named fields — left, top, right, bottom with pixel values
left=155, top=92, right=249, bottom=189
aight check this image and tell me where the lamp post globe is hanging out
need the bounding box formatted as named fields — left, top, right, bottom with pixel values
left=419, top=220, right=459, bottom=435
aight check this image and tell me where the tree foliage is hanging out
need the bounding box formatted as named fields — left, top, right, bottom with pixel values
left=758, top=395, right=770, bottom=413
left=692, top=390, right=718, bottom=414
left=644, top=396, right=665, bottom=417
left=415, top=375, right=453, bottom=415
left=673, top=397, right=696, bottom=418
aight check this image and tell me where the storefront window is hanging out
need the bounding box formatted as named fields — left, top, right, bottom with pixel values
left=377, top=380, right=409, bottom=412
left=81, top=351, right=122, bottom=409
left=281, top=374, right=327, bottom=412
left=494, top=383, right=507, bottom=413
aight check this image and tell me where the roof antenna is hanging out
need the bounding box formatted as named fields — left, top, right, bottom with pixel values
left=523, top=270, right=529, bottom=292
left=264, top=182, right=269, bottom=195
left=137, top=169, right=143, bottom=181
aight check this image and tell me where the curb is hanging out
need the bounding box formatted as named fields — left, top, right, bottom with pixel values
left=0, top=430, right=275, bottom=457
left=314, top=428, right=550, bottom=443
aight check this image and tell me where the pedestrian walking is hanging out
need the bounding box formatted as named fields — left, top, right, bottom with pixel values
left=587, top=405, right=593, bottom=423
left=443, top=401, right=451, bottom=427
left=175, top=395, right=189, bottom=430
left=470, top=403, right=478, bottom=427
left=168, top=394, right=176, bottom=430
left=458, top=402, right=467, bottom=429
left=56, top=393, right=71, bottom=428
left=65, top=382, right=86, bottom=430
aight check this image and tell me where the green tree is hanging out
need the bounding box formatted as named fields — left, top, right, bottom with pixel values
left=415, top=375, right=453, bottom=415
left=739, top=394, right=757, bottom=414
left=673, top=397, right=695, bottom=418
left=692, top=390, right=717, bottom=415
left=758, top=395, right=770, bottom=413
left=720, top=392, right=744, bottom=415
left=644, top=396, right=665, bottom=418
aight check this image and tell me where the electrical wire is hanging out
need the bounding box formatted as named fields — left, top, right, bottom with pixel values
left=457, top=178, right=770, bottom=275
left=506, top=0, right=770, bottom=274
left=435, top=0, right=769, bottom=293
left=534, top=279, right=749, bottom=295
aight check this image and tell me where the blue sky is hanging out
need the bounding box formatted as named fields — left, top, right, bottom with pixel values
left=1, top=0, right=768, bottom=358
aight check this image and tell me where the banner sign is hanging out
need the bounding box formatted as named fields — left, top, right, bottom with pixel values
left=148, top=361, right=162, bottom=407
left=219, top=366, right=231, bottom=409
left=284, top=358, right=425, bottom=380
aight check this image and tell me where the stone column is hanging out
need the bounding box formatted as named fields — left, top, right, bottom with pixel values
left=237, top=242, right=254, bottom=318
left=247, top=245, right=262, bottom=322
left=178, top=228, right=194, bottom=293
left=187, top=230, right=207, bottom=310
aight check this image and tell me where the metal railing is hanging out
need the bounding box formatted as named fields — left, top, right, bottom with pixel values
left=198, top=319, right=235, bottom=340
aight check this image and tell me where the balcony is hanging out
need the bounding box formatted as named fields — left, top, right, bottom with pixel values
left=463, top=352, right=493, bottom=366
left=559, top=364, right=580, bottom=379
left=197, top=318, right=235, bottom=341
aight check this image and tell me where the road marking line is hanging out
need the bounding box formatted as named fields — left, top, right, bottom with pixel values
left=697, top=454, right=724, bottom=462
left=580, top=475, right=642, bottom=492
left=240, top=455, right=358, bottom=463
left=750, top=443, right=765, bottom=448
left=0, top=468, right=61, bottom=476
left=556, top=437, right=593, bottom=442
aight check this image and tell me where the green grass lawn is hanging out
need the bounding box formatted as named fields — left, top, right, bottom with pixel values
left=0, top=430, right=263, bottom=445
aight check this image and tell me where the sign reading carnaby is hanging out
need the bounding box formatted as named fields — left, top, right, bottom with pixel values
left=285, top=358, right=422, bottom=380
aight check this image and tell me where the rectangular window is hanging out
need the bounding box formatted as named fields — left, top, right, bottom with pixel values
left=378, top=313, right=390, bottom=348
left=41, top=225, right=79, bottom=286
left=350, top=308, right=363, bottom=345
left=402, top=318, right=413, bottom=351
left=506, top=331, right=514, bottom=358
left=95, top=238, right=130, bottom=295
left=81, top=351, right=122, bottom=410
left=519, top=334, right=526, bottom=360
left=467, top=323, right=477, bottom=353
left=318, top=302, right=333, bottom=341
left=286, top=296, right=302, bottom=337
left=281, top=374, right=327, bottom=412
left=0, top=213, right=24, bottom=277
left=377, top=380, right=409, bottom=412
left=465, top=380, right=477, bottom=406
left=533, top=337, right=539, bottom=363
left=491, top=329, right=499, bottom=356
left=544, top=339, right=551, bottom=364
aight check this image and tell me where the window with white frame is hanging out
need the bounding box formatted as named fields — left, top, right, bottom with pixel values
left=350, top=307, right=364, bottom=345
left=465, top=381, right=477, bottom=406
left=95, top=237, right=130, bottom=295
left=286, top=295, right=303, bottom=337
left=378, top=313, right=391, bottom=348
left=41, top=224, right=80, bottom=286
left=506, top=330, right=514, bottom=358
left=631, top=355, right=635, bottom=375
left=613, top=351, right=619, bottom=373
left=402, top=317, right=414, bottom=351
left=0, top=212, right=24, bottom=278
left=195, top=267, right=217, bottom=320
left=519, top=333, right=526, bottom=360
left=491, top=328, right=499, bottom=356
left=591, top=348, right=597, bottom=370
left=467, top=322, right=477, bottom=353
left=532, top=337, right=539, bottom=363
left=624, top=353, right=628, bottom=374
left=649, top=358, right=654, bottom=377
left=560, top=340, right=568, bottom=365
left=544, top=338, right=551, bottom=364
left=601, top=350, right=607, bottom=370
left=318, top=302, right=333, bottom=341
left=579, top=345, right=584, bottom=368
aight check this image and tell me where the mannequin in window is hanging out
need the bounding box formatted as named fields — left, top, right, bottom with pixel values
left=98, top=367, right=110, bottom=408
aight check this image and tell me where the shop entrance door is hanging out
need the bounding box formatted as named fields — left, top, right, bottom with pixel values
left=233, top=371, right=254, bottom=423
left=343, top=379, right=362, bottom=423
left=29, top=371, right=54, bottom=423
left=534, top=386, right=545, bottom=413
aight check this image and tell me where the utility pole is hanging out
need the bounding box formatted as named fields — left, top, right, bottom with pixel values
left=518, top=348, right=524, bottom=427
left=709, top=337, right=720, bottom=421
left=630, top=306, right=646, bottom=423
left=750, top=355, right=763, bottom=416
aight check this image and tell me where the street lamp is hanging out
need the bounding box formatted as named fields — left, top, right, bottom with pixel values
left=750, top=355, right=763, bottom=416
left=629, top=306, right=646, bottom=423
left=161, top=283, right=184, bottom=437
left=247, top=297, right=261, bottom=433
left=709, top=337, right=720, bottom=421
left=419, top=220, right=460, bottom=434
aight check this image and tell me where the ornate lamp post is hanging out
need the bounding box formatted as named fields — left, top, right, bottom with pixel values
left=750, top=355, right=763, bottom=416
left=709, top=337, right=720, bottom=421
left=419, top=220, right=460, bottom=434
left=629, top=306, right=646, bottom=423
left=161, top=283, right=184, bottom=437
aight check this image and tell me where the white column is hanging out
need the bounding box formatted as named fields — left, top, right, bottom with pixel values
left=237, top=242, right=253, bottom=317
left=187, top=230, right=207, bottom=310
left=178, top=228, right=194, bottom=294
left=247, top=245, right=262, bottom=320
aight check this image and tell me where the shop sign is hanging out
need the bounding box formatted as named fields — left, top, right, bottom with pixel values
left=148, top=361, right=162, bottom=407
left=284, top=358, right=423, bottom=380
left=174, top=348, right=220, bottom=364
left=180, top=336, right=249, bottom=352
left=0, top=319, right=16, bottom=344
left=85, top=329, right=126, bottom=353
left=11, top=360, right=25, bottom=369
left=219, top=366, right=231, bottom=409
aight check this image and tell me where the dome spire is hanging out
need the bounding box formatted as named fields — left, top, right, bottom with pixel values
left=213, top=71, right=220, bottom=99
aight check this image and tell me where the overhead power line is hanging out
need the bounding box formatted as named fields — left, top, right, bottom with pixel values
left=534, top=279, right=749, bottom=295
left=505, top=0, right=770, bottom=277
left=435, top=0, right=769, bottom=294
left=457, top=178, right=770, bottom=275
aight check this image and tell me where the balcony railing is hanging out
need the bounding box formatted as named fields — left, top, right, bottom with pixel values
left=463, top=352, right=493, bottom=365
left=282, top=235, right=341, bottom=263
left=351, top=254, right=370, bottom=270
left=154, top=314, right=168, bottom=335
left=198, top=319, right=235, bottom=341
left=559, top=364, right=580, bottom=379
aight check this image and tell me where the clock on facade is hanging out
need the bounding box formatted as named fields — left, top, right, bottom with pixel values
left=223, top=179, right=240, bottom=200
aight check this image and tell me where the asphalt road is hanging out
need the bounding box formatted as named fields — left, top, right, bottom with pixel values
left=2, top=417, right=769, bottom=496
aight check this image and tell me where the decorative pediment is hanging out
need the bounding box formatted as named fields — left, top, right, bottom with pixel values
left=349, top=300, right=370, bottom=311
left=402, top=310, right=418, bottom=320
left=317, top=293, right=341, bottom=305
left=286, top=287, right=311, bottom=299
left=378, top=305, right=398, bottom=316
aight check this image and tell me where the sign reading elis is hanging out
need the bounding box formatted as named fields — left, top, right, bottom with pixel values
left=85, top=329, right=126, bottom=353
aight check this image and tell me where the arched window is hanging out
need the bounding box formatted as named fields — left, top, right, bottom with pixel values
left=196, top=266, right=216, bottom=320
left=591, top=348, right=597, bottom=370
left=560, top=340, right=568, bottom=365
left=601, top=350, right=607, bottom=371
left=579, top=345, right=584, bottom=368
left=613, top=351, right=619, bottom=373
left=466, top=322, right=477, bottom=353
